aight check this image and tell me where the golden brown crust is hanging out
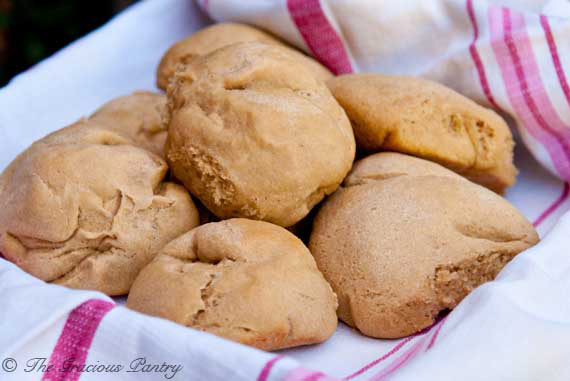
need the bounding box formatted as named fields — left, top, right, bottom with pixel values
left=310, top=153, right=538, bottom=338
left=90, top=92, right=167, bottom=157
left=327, top=74, right=517, bottom=193
left=0, top=105, right=200, bottom=296
left=156, top=22, right=332, bottom=90
left=127, top=218, right=338, bottom=351
left=165, top=42, right=355, bottom=227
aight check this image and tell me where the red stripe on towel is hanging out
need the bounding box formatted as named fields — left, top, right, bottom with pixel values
left=343, top=315, right=448, bottom=380
left=303, top=372, right=327, bottom=381
left=489, top=6, right=570, bottom=179
left=533, top=182, right=570, bottom=227
left=426, top=316, right=448, bottom=350
left=540, top=15, right=570, bottom=108
left=258, top=355, right=284, bottom=381
left=342, top=336, right=415, bottom=380
left=466, top=0, right=500, bottom=109
left=285, top=368, right=338, bottom=381
left=287, top=0, right=353, bottom=75
left=367, top=335, right=430, bottom=381
left=42, top=299, right=115, bottom=381
left=364, top=319, right=445, bottom=380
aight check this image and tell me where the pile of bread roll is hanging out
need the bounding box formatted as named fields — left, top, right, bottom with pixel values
left=0, top=23, right=539, bottom=350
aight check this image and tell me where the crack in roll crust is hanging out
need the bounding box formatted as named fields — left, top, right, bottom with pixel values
left=165, top=42, right=355, bottom=227
left=0, top=96, right=200, bottom=296
left=90, top=92, right=168, bottom=157
left=127, top=218, right=338, bottom=351
left=309, top=152, right=539, bottom=338
left=156, top=22, right=332, bottom=90
left=327, top=74, right=517, bottom=194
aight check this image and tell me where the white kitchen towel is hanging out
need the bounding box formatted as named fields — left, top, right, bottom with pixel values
left=0, top=0, right=569, bottom=380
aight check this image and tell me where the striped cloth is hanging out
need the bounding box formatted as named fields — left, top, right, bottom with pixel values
left=200, top=0, right=570, bottom=184
left=1, top=0, right=570, bottom=380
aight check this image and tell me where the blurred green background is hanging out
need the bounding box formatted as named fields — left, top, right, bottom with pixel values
left=0, top=0, right=138, bottom=86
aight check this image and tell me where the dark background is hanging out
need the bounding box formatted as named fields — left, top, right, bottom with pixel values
left=0, top=0, right=138, bottom=86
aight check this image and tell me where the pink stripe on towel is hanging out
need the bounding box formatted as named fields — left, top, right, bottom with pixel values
left=540, top=15, right=570, bottom=108
left=285, top=367, right=339, bottom=381
left=42, top=299, right=115, bottom=381
left=343, top=315, right=447, bottom=380
left=342, top=336, right=416, bottom=380
left=258, top=355, right=284, bottom=381
left=287, top=0, right=353, bottom=75
left=466, top=0, right=500, bottom=109
left=426, top=316, right=448, bottom=350
left=489, top=6, right=570, bottom=179
left=533, top=182, right=570, bottom=227
left=367, top=335, right=430, bottom=381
